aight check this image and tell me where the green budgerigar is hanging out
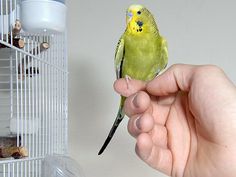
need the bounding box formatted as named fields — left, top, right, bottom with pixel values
left=98, top=4, right=168, bottom=155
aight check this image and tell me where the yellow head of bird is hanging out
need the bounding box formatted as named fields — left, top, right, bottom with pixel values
left=126, top=4, right=145, bottom=34
left=126, top=4, right=158, bottom=35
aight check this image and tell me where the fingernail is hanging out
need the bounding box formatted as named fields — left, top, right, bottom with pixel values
left=135, top=117, right=141, bottom=130
left=132, top=93, right=139, bottom=108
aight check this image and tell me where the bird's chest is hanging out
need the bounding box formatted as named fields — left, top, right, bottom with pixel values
left=125, top=35, right=156, bottom=54
left=122, top=35, right=158, bottom=80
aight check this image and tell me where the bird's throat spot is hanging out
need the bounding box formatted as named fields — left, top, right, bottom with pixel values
left=136, top=28, right=143, bottom=32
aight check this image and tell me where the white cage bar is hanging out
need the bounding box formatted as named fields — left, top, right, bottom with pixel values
left=0, top=0, right=68, bottom=176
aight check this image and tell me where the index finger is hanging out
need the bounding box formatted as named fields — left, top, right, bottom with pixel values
left=147, top=64, right=196, bottom=96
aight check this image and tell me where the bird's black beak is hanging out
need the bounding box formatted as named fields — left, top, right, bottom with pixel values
left=137, top=21, right=143, bottom=27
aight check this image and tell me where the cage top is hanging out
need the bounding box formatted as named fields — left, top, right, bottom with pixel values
left=21, top=0, right=66, bottom=4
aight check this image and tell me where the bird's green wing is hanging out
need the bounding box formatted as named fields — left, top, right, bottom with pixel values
left=156, top=36, right=168, bottom=75
left=114, top=38, right=125, bottom=79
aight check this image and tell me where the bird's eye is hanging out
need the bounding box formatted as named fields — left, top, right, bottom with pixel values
left=137, top=11, right=141, bottom=15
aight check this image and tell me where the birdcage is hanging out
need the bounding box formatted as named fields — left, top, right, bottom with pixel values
left=0, top=0, right=68, bottom=176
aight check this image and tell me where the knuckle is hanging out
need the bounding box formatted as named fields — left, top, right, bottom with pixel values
left=194, top=65, right=225, bottom=80
left=197, top=64, right=223, bottom=74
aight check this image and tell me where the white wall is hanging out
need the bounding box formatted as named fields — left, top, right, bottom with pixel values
left=67, top=1, right=236, bottom=177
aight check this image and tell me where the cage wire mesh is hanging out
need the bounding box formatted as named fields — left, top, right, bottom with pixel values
left=0, top=0, right=68, bottom=176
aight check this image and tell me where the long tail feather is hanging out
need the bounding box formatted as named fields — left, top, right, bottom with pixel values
left=98, top=98, right=125, bottom=155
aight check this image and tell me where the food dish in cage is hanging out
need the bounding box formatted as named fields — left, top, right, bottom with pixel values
left=20, top=0, right=67, bottom=33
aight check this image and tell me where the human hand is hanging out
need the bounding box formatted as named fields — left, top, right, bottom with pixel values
left=114, top=64, right=236, bottom=177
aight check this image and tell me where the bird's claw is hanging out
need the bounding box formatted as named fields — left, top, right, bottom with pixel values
left=125, top=75, right=132, bottom=90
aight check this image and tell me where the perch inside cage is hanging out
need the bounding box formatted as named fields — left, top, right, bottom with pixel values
left=0, top=0, right=69, bottom=176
